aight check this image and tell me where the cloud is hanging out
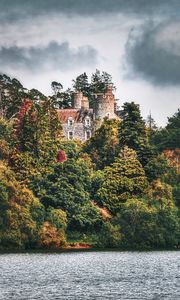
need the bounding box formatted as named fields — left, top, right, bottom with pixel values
left=0, top=0, right=180, bottom=24
left=125, top=21, right=180, bottom=86
left=0, top=41, right=98, bottom=72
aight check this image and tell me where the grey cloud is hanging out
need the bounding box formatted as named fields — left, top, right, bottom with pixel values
left=0, top=42, right=98, bottom=72
left=125, top=22, right=180, bottom=86
left=0, top=0, right=180, bottom=23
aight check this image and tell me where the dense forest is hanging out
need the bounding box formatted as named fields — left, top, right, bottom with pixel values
left=0, top=72, right=180, bottom=250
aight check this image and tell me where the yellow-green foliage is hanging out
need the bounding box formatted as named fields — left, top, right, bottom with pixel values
left=39, top=221, right=67, bottom=249
left=147, top=179, right=174, bottom=208
left=97, top=147, right=148, bottom=213
left=0, top=162, right=44, bottom=249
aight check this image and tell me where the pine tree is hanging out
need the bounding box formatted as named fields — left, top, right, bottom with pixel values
left=119, top=102, right=155, bottom=166
left=96, top=147, right=148, bottom=213
left=72, top=72, right=89, bottom=96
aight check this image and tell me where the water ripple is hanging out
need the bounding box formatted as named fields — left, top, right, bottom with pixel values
left=0, top=251, right=180, bottom=300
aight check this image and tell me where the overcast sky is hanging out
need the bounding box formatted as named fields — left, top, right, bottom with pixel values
left=0, top=0, right=180, bottom=126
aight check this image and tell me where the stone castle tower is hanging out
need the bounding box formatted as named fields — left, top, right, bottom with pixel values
left=73, top=92, right=89, bottom=110
left=93, top=86, right=118, bottom=120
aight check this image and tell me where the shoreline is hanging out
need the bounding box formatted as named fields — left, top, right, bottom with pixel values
left=0, top=247, right=179, bottom=254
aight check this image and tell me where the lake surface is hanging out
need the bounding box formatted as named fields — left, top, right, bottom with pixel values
left=0, top=251, right=180, bottom=299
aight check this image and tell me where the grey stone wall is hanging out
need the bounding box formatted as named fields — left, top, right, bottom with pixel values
left=63, top=122, right=92, bottom=142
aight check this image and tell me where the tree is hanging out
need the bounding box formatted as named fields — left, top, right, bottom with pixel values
left=96, top=147, right=148, bottom=213
left=28, top=88, right=47, bottom=101
left=90, top=69, right=116, bottom=94
left=10, top=99, right=62, bottom=182
left=51, top=81, right=63, bottom=98
left=147, top=179, right=174, bottom=209
left=152, top=109, right=180, bottom=150
left=146, top=113, right=157, bottom=142
left=119, top=102, right=155, bottom=166
left=72, top=72, right=89, bottom=96
left=39, top=221, right=66, bottom=249
left=84, top=118, right=120, bottom=169
left=0, top=74, right=27, bottom=119
left=55, top=88, right=73, bottom=108
left=0, top=118, right=13, bottom=160
left=39, top=207, right=68, bottom=248
left=114, top=198, right=180, bottom=249
left=72, top=70, right=116, bottom=107
left=144, top=154, right=170, bottom=182
left=0, top=162, right=45, bottom=249
left=31, top=158, right=102, bottom=232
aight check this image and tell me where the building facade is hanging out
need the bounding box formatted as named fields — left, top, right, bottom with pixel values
left=57, top=86, right=119, bottom=141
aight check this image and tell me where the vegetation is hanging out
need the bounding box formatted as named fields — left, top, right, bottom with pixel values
left=0, top=73, right=179, bottom=250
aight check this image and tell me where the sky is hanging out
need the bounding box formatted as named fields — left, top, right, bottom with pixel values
left=0, top=0, right=180, bottom=126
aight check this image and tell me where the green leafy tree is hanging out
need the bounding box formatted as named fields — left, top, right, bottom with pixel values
left=55, top=88, right=73, bottom=108
left=146, top=113, right=158, bottom=145
left=31, top=158, right=102, bottom=232
left=153, top=109, right=180, bottom=150
left=119, top=102, right=155, bottom=166
left=28, top=88, right=47, bottom=101
left=96, top=222, right=121, bottom=248
left=96, top=147, right=148, bottom=213
left=90, top=69, right=116, bottom=94
left=46, top=207, right=67, bottom=230
left=0, top=162, right=45, bottom=249
left=72, top=70, right=116, bottom=107
left=144, top=154, right=170, bottom=182
left=72, top=72, right=89, bottom=96
left=173, top=184, right=180, bottom=208
left=0, top=118, right=13, bottom=160
left=10, top=99, right=62, bottom=182
left=84, top=118, right=120, bottom=169
left=51, top=81, right=63, bottom=98
left=114, top=198, right=180, bottom=249
left=0, top=74, right=27, bottom=119
left=147, top=179, right=175, bottom=209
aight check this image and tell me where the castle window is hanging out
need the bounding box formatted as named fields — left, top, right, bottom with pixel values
left=106, top=113, right=110, bottom=119
left=85, top=117, right=91, bottom=126
left=68, top=131, right=73, bottom=140
left=68, top=117, right=73, bottom=126
left=85, top=130, right=91, bottom=140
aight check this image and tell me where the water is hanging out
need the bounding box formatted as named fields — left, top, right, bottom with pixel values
left=0, top=251, right=179, bottom=299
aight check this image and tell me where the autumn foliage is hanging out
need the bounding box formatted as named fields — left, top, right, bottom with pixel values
left=57, top=150, right=67, bottom=163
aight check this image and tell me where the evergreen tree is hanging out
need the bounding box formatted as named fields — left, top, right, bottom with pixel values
left=84, top=118, right=120, bottom=169
left=0, top=74, right=27, bottom=119
left=153, top=109, right=180, bottom=150
left=72, top=72, right=89, bottom=96
left=96, top=147, right=148, bottom=213
left=119, top=102, right=155, bottom=166
left=90, top=70, right=116, bottom=94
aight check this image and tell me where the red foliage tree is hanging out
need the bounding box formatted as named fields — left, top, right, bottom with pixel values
left=57, top=150, right=67, bottom=163
left=18, top=100, right=32, bottom=121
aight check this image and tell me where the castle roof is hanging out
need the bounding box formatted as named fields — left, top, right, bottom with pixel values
left=57, top=108, right=93, bottom=123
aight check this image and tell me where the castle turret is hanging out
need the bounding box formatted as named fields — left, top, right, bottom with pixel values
left=73, top=91, right=90, bottom=110
left=93, top=86, right=117, bottom=120
left=73, top=92, right=83, bottom=109
left=81, top=95, right=89, bottom=109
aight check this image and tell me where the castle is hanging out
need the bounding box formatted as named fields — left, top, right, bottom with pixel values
left=57, top=86, right=119, bottom=141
